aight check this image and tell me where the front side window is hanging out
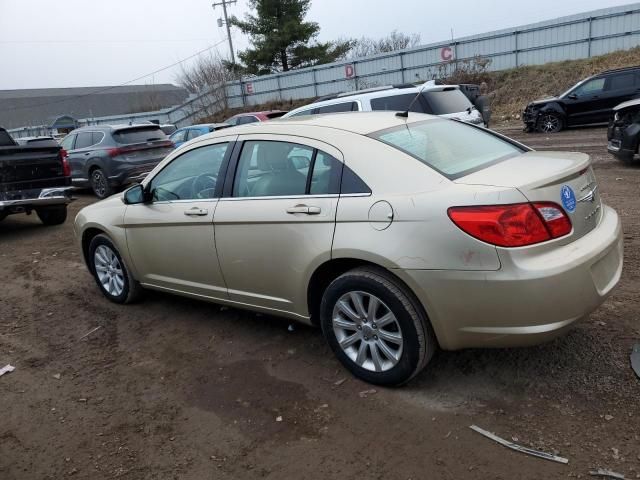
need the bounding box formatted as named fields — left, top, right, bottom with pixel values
left=233, top=141, right=341, bottom=197
left=150, top=143, right=228, bottom=201
left=575, top=78, right=605, bottom=96
left=187, top=128, right=204, bottom=140
left=170, top=130, right=187, bottom=143
left=369, top=118, right=523, bottom=179
left=238, top=116, right=259, bottom=125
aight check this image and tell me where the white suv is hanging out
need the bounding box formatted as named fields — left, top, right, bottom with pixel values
left=283, top=81, right=485, bottom=126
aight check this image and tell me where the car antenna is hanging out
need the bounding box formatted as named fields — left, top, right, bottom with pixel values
left=395, top=79, right=438, bottom=119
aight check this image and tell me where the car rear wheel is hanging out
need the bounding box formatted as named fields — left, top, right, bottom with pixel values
left=537, top=113, right=564, bottom=133
left=91, top=168, right=112, bottom=199
left=36, top=206, right=67, bottom=225
left=88, top=234, right=141, bottom=304
left=320, top=267, right=436, bottom=386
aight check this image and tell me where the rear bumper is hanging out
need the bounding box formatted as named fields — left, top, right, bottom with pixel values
left=0, top=187, right=74, bottom=211
left=398, top=205, right=623, bottom=350
left=108, top=161, right=160, bottom=187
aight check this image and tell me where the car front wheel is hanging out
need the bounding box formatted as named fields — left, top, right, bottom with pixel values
left=88, top=234, right=141, bottom=304
left=320, top=267, right=436, bottom=386
left=537, top=113, right=564, bottom=133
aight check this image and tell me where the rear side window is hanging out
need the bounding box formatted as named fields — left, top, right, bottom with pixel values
left=421, top=89, right=472, bottom=115
left=113, top=127, right=166, bottom=144
left=91, top=132, right=104, bottom=145
left=370, top=93, right=428, bottom=113
left=60, top=134, right=75, bottom=151
left=369, top=119, right=523, bottom=179
left=609, top=73, right=635, bottom=90
left=316, top=102, right=358, bottom=114
left=74, top=132, right=95, bottom=149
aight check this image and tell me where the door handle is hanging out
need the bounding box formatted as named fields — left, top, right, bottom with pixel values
left=286, top=205, right=321, bottom=215
left=184, top=207, right=208, bottom=216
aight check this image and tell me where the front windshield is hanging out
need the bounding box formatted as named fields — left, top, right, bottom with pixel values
left=560, top=78, right=587, bottom=98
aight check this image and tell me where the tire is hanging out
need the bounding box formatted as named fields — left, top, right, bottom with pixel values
left=320, top=267, right=436, bottom=386
left=90, top=168, right=113, bottom=199
left=36, top=206, right=67, bottom=225
left=536, top=112, right=564, bottom=133
left=88, top=234, right=141, bottom=304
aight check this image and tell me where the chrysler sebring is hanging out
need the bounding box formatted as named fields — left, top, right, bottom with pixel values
left=74, top=112, right=623, bottom=385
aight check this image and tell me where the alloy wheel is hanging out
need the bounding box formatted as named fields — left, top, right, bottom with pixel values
left=94, top=245, right=125, bottom=297
left=539, top=114, right=560, bottom=133
left=92, top=170, right=107, bottom=198
left=332, top=291, right=404, bottom=372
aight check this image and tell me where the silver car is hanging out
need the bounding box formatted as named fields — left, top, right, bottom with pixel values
left=74, top=112, right=623, bottom=385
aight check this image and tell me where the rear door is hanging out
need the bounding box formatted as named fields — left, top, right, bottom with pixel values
left=602, top=72, right=639, bottom=116
left=214, top=135, right=342, bottom=316
left=124, top=138, right=234, bottom=298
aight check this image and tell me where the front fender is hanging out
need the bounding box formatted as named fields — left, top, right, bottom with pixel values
left=538, top=101, right=566, bottom=117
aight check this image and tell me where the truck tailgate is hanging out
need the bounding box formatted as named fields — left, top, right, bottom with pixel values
left=0, top=145, right=70, bottom=196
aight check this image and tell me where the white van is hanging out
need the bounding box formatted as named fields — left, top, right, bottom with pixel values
left=283, top=81, right=486, bottom=126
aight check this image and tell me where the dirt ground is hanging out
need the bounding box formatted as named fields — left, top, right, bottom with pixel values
left=1, top=126, right=639, bottom=480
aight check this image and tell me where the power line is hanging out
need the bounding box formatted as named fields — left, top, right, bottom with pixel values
left=7, top=38, right=229, bottom=112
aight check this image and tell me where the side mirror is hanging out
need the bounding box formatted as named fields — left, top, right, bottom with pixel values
left=123, top=184, right=146, bottom=205
left=568, top=94, right=578, bottom=100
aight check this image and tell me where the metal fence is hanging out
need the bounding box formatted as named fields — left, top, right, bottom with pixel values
left=226, top=2, right=640, bottom=109
left=8, top=2, right=640, bottom=137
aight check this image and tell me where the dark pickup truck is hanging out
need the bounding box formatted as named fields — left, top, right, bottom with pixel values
left=0, top=127, right=73, bottom=225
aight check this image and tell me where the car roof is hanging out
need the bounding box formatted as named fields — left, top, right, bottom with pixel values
left=209, top=111, right=437, bottom=137
left=287, top=82, right=462, bottom=115
left=72, top=124, right=164, bottom=132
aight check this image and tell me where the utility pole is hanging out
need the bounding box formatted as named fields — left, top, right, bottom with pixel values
left=212, top=0, right=237, bottom=66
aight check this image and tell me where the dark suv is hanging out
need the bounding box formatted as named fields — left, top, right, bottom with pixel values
left=523, top=66, right=640, bottom=133
left=60, top=124, right=174, bottom=198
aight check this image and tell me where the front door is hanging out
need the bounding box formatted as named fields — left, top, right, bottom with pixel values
left=565, top=77, right=608, bottom=126
left=214, top=136, right=343, bottom=317
left=123, top=139, right=233, bottom=299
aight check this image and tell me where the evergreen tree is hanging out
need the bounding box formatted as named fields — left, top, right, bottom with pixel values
left=231, top=0, right=353, bottom=75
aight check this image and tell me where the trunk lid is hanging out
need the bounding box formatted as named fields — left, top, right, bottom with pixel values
left=454, top=151, right=602, bottom=243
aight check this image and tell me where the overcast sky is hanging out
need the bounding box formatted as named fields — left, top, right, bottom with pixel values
left=0, top=0, right=634, bottom=90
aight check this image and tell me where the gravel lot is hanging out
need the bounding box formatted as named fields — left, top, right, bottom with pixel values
left=1, top=126, right=639, bottom=480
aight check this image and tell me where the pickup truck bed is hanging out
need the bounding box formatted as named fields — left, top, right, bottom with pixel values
left=0, top=128, right=73, bottom=225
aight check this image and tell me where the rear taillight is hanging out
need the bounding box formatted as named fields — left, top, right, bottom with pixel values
left=448, top=202, right=572, bottom=247
left=107, top=147, right=123, bottom=157
left=60, top=149, right=71, bottom=177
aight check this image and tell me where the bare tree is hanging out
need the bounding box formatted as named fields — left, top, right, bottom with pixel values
left=348, top=30, right=421, bottom=59
left=174, top=53, right=235, bottom=119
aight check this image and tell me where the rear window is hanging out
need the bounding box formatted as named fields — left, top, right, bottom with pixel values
left=370, top=93, right=428, bottom=113
left=369, top=119, right=523, bottom=179
left=265, top=111, right=287, bottom=119
left=422, top=89, right=472, bottom=115
left=113, top=127, right=167, bottom=144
